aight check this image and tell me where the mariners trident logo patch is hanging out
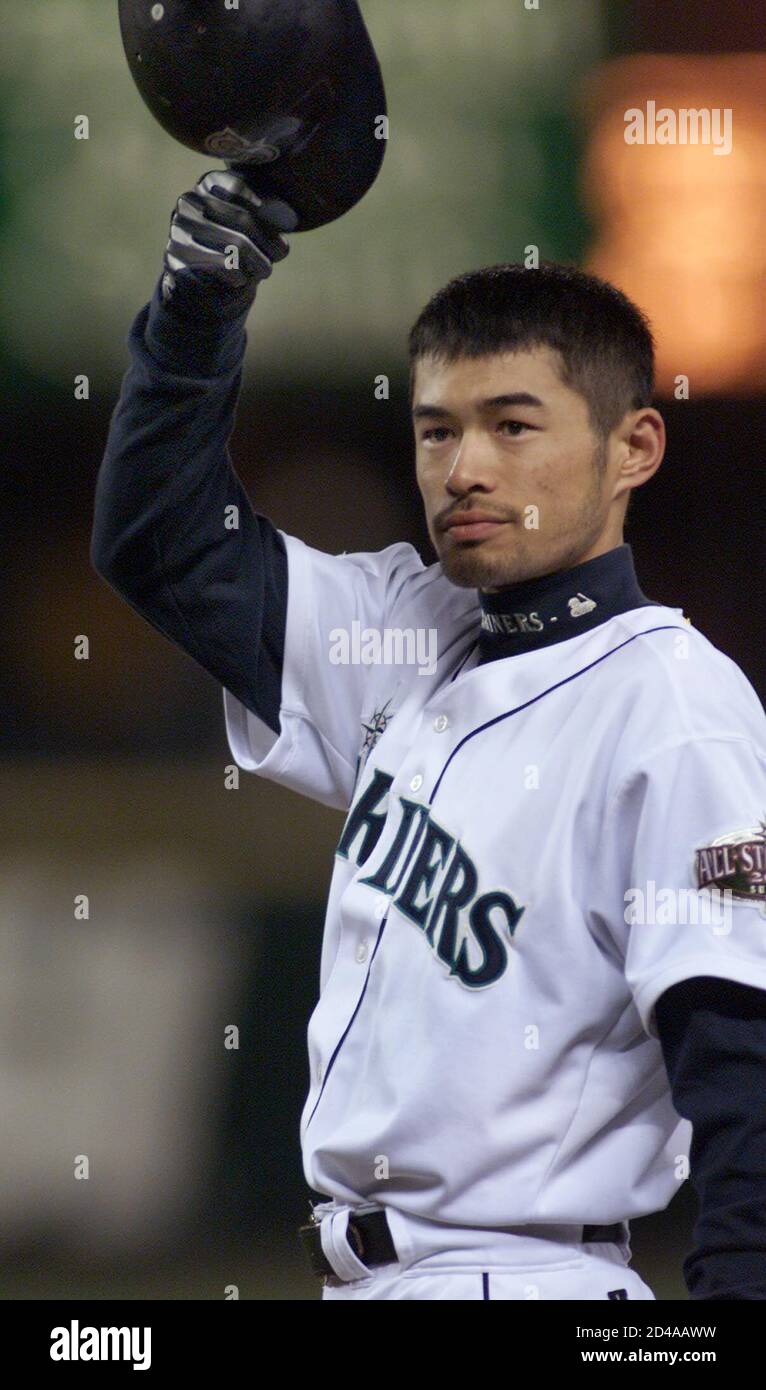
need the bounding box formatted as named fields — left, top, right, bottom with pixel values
left=357, top=698, right=395, bottom=775
left=695, top=820, right=766, bottom=910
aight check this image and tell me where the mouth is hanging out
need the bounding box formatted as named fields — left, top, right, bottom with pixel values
left=441, top=512, right=510, bottom=543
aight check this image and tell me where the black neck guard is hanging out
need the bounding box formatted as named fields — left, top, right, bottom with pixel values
left=476, top=544, right=657, bottom=663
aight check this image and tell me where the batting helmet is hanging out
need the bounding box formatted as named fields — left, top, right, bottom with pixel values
left=118, top=0, right=387, bottom=230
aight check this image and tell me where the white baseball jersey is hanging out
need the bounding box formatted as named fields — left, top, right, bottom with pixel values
left=223, top=536, right=766, bottom=1229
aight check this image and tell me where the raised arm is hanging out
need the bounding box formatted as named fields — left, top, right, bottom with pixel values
left=91, top=171, right=298, bottom=734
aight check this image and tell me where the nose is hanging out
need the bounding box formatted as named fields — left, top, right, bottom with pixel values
left=445, top=429, right=498, bottom=495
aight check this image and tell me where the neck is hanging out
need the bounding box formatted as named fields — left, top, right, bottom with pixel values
left=476, top=543, right=657, bottom=661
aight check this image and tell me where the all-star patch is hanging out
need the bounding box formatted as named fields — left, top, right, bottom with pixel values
left=695, top=821, right=766, bottom=903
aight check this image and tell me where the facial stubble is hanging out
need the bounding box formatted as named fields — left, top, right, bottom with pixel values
left=434, top=437, right=609, bottom=593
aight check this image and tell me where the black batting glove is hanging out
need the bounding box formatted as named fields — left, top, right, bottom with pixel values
left=161, top=169, right=298, bottom=321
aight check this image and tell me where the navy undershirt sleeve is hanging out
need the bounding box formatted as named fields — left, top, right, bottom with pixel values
left=91, top=277, right=287, bottom=735
left=654, top=975, right=766, bottom=1299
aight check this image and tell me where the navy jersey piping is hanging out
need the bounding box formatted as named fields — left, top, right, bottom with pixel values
left=429, top=625, right=687, bottom=803
left=305, top=913, right=389, bottom=1131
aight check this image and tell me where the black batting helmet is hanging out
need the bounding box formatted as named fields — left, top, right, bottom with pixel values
left=118, top=0, right=387, bottom=230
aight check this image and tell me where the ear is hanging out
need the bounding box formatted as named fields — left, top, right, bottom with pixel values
left=611, top=408, right=665, bottom=500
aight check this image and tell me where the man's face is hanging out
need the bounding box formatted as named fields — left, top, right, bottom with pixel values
left=412, top=348, right=623, bottom=592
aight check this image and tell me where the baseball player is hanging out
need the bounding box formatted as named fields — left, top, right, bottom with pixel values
left=92, top=171, right=766, bottom=1301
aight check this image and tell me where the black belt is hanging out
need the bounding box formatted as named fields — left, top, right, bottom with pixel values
left=299, top=1210, right=627, bottom=1283
left=300, top=1209, right=396, bottom=1282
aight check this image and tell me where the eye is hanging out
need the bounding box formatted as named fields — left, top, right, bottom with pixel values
left=421, top=426, right=454, bottom=443
left=498, top=419, right=532, bottom=436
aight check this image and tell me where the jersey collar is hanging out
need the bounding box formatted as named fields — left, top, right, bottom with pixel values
left=476, top=543, right=657, bottom=662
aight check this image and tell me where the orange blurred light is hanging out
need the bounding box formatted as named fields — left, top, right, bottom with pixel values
left=582, top=55, right=766, bottom=395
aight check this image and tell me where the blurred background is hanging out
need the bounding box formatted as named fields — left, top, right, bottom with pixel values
left=2, top=0, right=764, bottom=1300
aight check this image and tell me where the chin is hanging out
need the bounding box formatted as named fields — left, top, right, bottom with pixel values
left=437, top=543, right=530, bottom=591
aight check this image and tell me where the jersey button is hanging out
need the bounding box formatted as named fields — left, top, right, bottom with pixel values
left=433, top=714, right=449, bottom=732
left=374, top=897, right=388, bottom=919
left=409, top=774, right=423, bottom=792
left=355, top=939, right=369, bottom=963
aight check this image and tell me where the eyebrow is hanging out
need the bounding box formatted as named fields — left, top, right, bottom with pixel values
left=412, top=393, right=546, bottom=419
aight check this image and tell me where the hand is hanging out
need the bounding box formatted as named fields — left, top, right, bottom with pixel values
left=161, top=169, right=298, bottom=319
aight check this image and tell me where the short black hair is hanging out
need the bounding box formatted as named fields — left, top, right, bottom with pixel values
left=408, top=262, right=655, bottom=440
